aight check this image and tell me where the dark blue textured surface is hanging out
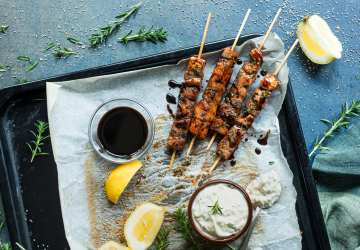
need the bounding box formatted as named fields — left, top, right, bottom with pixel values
left=0, top=0, right=359, bottom=244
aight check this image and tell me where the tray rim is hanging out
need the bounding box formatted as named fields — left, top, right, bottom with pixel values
left=0, top=33, right=330, bottom=249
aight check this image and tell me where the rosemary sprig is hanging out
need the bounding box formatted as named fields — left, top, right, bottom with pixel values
left=25, top=61, right=38, bottom=72
left=67, top=37, right=83, bottom=45
left=208, top=198, right=223, bottom=215
left=0, top=211, right=12, bottom=250
left=16, top=78, right=28, bottom=84
left=27, top=121, right=50, bottom=162
left=119, top=25, right=168, bottom=44
left=309, top=100, right=360, bottom=157
left=17, top=56, right=30, bottom=61
left=0, top=25, right=9, bottom=34
left=54, top=46, right=76, bottom=57
left=0, top=66, right=6, bottom=72
left=172, top=208, right=201, bottom=250
left=6, top=65, right=11, bottom=71
left=89, top=2, right=141, bottom=46
left=154, top=228, right=170, bottom=250
left=44, top=43, right=55, bottom=51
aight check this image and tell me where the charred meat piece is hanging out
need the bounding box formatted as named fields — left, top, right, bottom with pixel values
left=209, top=65, right=233, bottom=85
left=211, top=116, right=229, bottom=135
left=167, top=135, right=186, bottom=151
left=192, top=100, right=217, bottom=122
left=222, top=47, right=240, bottom=62
left=202, top=89, right=223, bottom=105
left=260, top=74, right=279, bottom=91
left=176, top=99, right=196, bottom=117
left=187, top=57, right=206, bottom=77
left=217, top=115, right=254, bottom=160
left=179, top=87, right=199, bottom=101
left=182, top=78, right=202, bottom=88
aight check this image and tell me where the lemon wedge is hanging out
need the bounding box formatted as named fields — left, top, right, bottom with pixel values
left=105, top=160, right=143, bottom=204
left=297, top=15, right=342, bottom=64
left=98, top=241, right=130, bottom=250
left=124, top=203, right=165, bottom=250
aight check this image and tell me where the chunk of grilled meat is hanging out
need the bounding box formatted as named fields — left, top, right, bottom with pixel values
left=184, top=57, right=206, bottom=80
left=216, top=75, right=280, bottom=160
left=167, top=59, right=206, bottom=151
left=211, top=48, right=263, bottom=135
left=189, top=48, right=239, bottom=140
left=217, top=115, right=254, bottom=160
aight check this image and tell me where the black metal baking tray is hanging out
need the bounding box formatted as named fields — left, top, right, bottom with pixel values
left=0, top=33, right=330, bottom=250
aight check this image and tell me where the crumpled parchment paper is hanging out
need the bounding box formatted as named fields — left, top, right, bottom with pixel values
left=46, top=33, right=301, bottom=250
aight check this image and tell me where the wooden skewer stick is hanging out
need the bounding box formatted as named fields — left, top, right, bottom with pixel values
left=206, top=9, right=281, bottom=153
left=205, top=132, right=217, bottom=153
left=198, top=13, right=212, bottom=59
left=208, top=156, right=221, bottom=175
left=273, top=39, right=299, bottom=76
left=188, top=10, right=251, bottom=157
left=169, top=149, right=176, bottom=170
left=231, top=9, right=251, bottom=50
left=170, top=14, right=212, bottom=168
left=186, top=137, right=196, bottom=157
left=258, top=8, right=282, bottom=51
left=208, top=39, right=299, bottom=175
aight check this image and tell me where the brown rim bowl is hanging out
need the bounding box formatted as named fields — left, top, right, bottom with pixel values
left=188, top=179, right=253, bottom=243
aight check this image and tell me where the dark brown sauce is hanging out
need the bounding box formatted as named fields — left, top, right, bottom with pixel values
left=236, top=59, right=243, bottom=65
left=166, top=93, right=176, bottom=104
left=168, top=79, right=182, bottom=88
left=97, top=107, right=147, bottom=155
left=167, top=104, right=175, bottom=119
left=257, top=130, right=270, bottom=145
left=257, top=75, right=260, bottom=78
left=230, top=160, right=236, bottom=166
left=260, top=69, right=267, bottom=76
left=229, top=153, right=235, bottom=160
left=255, top=147, right=261, bottom=155
left=245, top=138, right=248, bottom=142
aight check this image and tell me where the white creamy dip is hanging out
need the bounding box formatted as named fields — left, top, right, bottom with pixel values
left=192, top=183, right=249, bottom=238
left=246, top=170, right=281, bottom=208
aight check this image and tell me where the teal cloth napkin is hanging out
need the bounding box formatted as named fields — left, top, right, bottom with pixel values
left=313, top=117, right=360, bottom=250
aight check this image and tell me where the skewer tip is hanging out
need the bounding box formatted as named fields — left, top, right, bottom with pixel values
left=169, top=149, right=176, bottom=170
left=186, top=137, right=196, bottom=157
left=208, top=156, right=221, bottom=175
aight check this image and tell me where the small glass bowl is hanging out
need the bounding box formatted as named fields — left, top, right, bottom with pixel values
left=88, top=98, right=155, bottom=164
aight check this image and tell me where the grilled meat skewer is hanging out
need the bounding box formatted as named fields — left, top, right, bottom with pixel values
left=211, top=48, right=263, bottom=136
left=217, top=74, right=279, bottom=160
left=167, top=57, right=206, bottom=151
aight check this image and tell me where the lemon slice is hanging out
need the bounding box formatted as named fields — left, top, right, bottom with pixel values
left=105, top=160, right=143, bottom=204
left=297, top=15, right=342, bottom=64
left=98, top=241, right=130, bottom=250
left=124, top=203, right=165, bottom=250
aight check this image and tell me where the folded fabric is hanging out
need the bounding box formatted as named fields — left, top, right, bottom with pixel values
left=313, top=117, right=360, bottom=250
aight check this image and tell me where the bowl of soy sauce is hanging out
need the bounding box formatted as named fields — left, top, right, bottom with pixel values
left=88, top=98, right=155, bottom=164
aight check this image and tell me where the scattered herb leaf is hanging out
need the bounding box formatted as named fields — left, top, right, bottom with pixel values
left=26, top=121, right=50, bottom=162
left=17, top=56, right=30, bottom=61
left=356, top=72, right=360, bottom=80
left=0, top=66, right=6, bottom=72
left=25, top=61, right=38, bottom=72
left=6, top=65, right=11, bottom=71
left=172, top=207, right=201, bottom=250
left=0, top=210, right=12, bottom=250
left=89, top=2, right=142, bottom=46
left=226, top=243, right=236, bottom=250
left=309, top=100, right=360, bottom=157
left=16, top=78, right=28, bottom=84
left=43, top=43, right=55, bottom=51
left=67, top=37, right=83, bottom=45
left=154, top=228, right=170, bottom=250
left=208, top=198, right=223, bottom=215
left=54, top=46, right=76, bottom=57
left=0, top=25, right=9, bottom=34
left=269, top=161, right=275, bottom=165
left=119, top=25, right=168, bottom=44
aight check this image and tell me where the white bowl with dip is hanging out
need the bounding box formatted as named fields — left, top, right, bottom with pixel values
left=188, top=179, right=252, bottom=243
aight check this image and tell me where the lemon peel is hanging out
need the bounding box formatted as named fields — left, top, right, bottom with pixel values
left=124, top=203, right=165, bottom=250
left=105, top=160, right=143, bottom=204
left=98, top=240, right=130, bottom=250
left=297, top=15, right=342, bottom=64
